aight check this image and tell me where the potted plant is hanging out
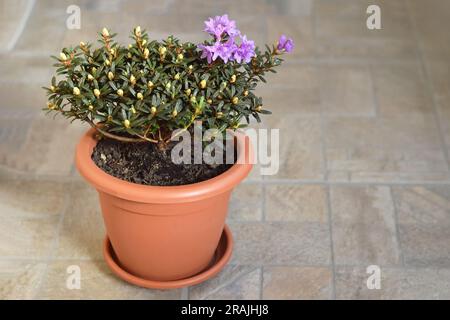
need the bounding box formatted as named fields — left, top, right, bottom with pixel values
left=44, top=14, right=293, bottom=289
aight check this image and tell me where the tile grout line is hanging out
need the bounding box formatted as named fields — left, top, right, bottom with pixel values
left=325, top=185, right=337, bottom=300
left=368, top=64, right=380, bottom=118
left=259, top=265, right=264, bottom=300
left=389, top=187, right=405, bottom=267
left=312, top=2, right=336, bottom=300
left=405, top=1, right=450, bottom=172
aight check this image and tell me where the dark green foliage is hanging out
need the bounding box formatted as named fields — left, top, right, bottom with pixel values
left=43, top=27, right=285, bottom=145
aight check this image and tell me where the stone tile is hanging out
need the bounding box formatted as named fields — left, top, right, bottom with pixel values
left=330, top=186, right=401, bottom=266
left=256, top=87, right=321, bottom=115
left=266, top=184, right=327, bottom=222
left=372, top=64, right=434, bottom=116
left=325, top=116, right=449, bottom=182
left=262, top=266, right=332, bottom=300
left=425, top=62, right=450, bottom=151
left=189, top=265, right=261, bottom=300
left=319, top=65, right=375, bottom=117
left=0, top=179, right=69, bottom=217
left=393, top=186, right=450, bottom=225
left=264, top=63, right=318, bottom=89
left=0, top=261, right=47, bottom=300
left=229, top=222, right=331, bottom=265
left=266, top=15, right=314, bottom=59
left=0, top=54, right=53, bottom=84
left=393, top=186, right=450, bottom=267
left=228, top=184, right=262, bottom=221
left=314, top=0, right=418, bottom=60
left=56, top=182, right=105, bottom=259
left=0, top=115, right=85, bottom=176
left=408, top=0, right=450, bottom=62
left=264, top=115, right=324, bottom=180
left=118, top=0, right=169, bottom=15
left=0, top=215, right=59, bottom=258
left=13, top=5, right=66, bottom=53
left=335, top=266, right=450, bottom=300
left=0, top=83, right=48, bottom=109
left=399, top=223, right=450, bottom=268
left=37, top=260, right=181, bottom=299
left=0, top=0, right=30, bottom=51
left=168, top=0, right=227, bottom=16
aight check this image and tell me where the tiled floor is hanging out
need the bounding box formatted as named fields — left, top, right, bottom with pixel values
left=1, top=0, right=450, bottom=299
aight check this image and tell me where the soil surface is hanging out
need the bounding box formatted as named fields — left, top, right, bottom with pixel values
left=92, top=138, right=234, bottom=186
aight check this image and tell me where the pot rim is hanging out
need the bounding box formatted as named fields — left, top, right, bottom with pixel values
left=75, top=127, right=253, bottom=203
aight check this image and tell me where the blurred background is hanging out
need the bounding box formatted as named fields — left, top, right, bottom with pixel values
left=0, top=0, right=449, bottom=299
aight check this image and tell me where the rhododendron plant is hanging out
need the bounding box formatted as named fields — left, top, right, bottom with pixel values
left=44, top=15, right=293, bottom=150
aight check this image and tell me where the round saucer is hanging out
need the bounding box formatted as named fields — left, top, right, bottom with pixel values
left=103, top=225, right=233, bottom=289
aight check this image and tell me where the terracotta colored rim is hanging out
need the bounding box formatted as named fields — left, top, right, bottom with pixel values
left=103, top=225, right=233, bottom=289
left=76, top=128, right=254, bottom=204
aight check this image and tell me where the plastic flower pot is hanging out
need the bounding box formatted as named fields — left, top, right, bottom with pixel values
left=75, top=128, right=253, bottom=283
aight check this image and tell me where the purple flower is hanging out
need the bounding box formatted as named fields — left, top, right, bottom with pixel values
left=199, top=41, right=236, bottom=64
left=277, top=35, right=294, bottom=53
left=233, top=35, right=255, bottom=63
left=204, top=14, right=239, bottom=40
left=198, top=44, right=215, bottom=64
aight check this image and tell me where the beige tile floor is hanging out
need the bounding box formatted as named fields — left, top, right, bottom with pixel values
left=0, top=0, right=450, bottom=300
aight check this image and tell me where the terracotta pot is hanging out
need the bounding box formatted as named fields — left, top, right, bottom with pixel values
left=75, top=128, right=253, bottom=281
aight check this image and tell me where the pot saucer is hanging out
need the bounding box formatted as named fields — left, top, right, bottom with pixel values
left=103, top=225, right=233, bottom=289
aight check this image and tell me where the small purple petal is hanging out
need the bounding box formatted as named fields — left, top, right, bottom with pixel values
left=277, top=34, right=294, bottom=53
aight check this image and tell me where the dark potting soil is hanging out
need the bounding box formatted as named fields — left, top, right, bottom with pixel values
left=91, top=138, right=235, bottom=186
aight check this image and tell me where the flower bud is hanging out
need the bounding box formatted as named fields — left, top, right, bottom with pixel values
left=244, top=90, right=249, bottom=96
left=127, top=53, right=132, bottom=58
left=216, top=111, right=223, bottom=118
left=207, top=99, right=212, bottom=104
left=177, top=53, right=183, bottom=61
left=107, top=115, right=113, bottom=122
left=159, top=46, right=167, bottom=55
left=232, top=96, right=239, bottom=104
left=172, top=109, right=178, bottom=117
left=135, top=26, right=141, bottom=37
left=87, top=74, right=94, bottom=81
left=123, top=119, right=130, bottom=128
left=221, top=81, right=227, bottom=88
left=73, top=87, right=80, bottom=96
left=185, top=88, right=191, bottom=96
left=104, top=59, right=110, bottom=66
left=50, top=85, right=56, bottom=92
left=130, top=75, right=136, bottom=85
left=102, top=28, right=109, bottom=37
left=137, top=92, right=143, bottom=100
left=47, top=102, right=55, bottom=110
left=147, top=81, right=154, bottom=88
left=255, top=105, right=262, bottom=112
left=59, top=52, right=67, bottom=61
left=165, top=82, right=171, bottom=90
left=108, top=71, right=114, bottom=81
left=200, top=79, right=207, bottom=89
left=110, top=48, right=115, bottom=56
left=174, top=73, right=180, bottom=80
left=94, top=89, right=101, bottom=98
left=150, top=106, right=157, bottom=115
left=128, top=44, right=133, bottom=49
left=188, top=65, right=193, bottom=72
left=143, top=48, right=149, bottom=59
left=91, top=67, right=97, bottom=73
left=88, top=105, right=94, bottom=111
left=130, top=106, right=136, bottom=114
left=117, top=89, right=123, bottom=97
left=230, top=74, right=236, bottom=83
left=190, top=96, right=196, bottom=104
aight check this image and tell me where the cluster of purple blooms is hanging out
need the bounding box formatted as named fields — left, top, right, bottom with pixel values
left=198, top=15, right=293, bottom=65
